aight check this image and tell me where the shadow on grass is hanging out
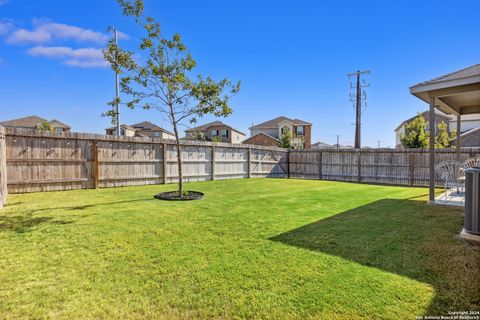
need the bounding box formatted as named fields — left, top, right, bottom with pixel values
left=1, top=198, right=155, bottom=233
left=6, top=198, right=155, bottom=216
left=270, top=198, right=480, bottom=316
left=0, top=215, right=74, bottom=233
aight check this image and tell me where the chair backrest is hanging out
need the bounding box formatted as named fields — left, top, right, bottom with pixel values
left=435, top=160, right=460, bottom=181
left=463, top=157, right=480, bottom=170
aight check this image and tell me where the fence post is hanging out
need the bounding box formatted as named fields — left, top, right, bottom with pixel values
left=93, top=140, right=99, bottom=189
left=409, top=152, right=415, bottom=186
left=287, top=150, right=291, bottom=178
left=211, top=145, right=216, bottom=181
left=248, top=147, right=252, bottom=178
left=163, top=143, right=167, bottom=184
left=318, top=151, right=322, bottom=180
left=357, top=149, right=362, bottom=182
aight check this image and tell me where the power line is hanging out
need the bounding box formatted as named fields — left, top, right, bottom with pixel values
left=347, top=70, right=370, bottom=149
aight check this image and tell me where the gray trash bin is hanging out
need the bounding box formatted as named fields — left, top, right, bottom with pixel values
left=464, top=168, right=480, bottom=235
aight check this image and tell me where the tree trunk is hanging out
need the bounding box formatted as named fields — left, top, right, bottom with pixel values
left=172, top=120, right=183, bottom=197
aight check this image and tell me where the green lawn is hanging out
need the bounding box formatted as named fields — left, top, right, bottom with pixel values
left=0, top=179, right=479, bottom=319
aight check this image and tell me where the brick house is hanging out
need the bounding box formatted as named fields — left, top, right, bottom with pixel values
left=183, top=121, right=246, bottom=144
left=0, top=115, right=71, bottom=134
left=245, top=116, right=312, bottom=148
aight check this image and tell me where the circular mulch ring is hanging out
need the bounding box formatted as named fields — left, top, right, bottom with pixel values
left=154, top=191, right=204, bottom=201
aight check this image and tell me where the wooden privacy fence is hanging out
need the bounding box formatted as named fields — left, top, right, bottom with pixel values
left=3, top=127, right=480, bottom=196
left=0, top=127, right=7, bottom=208
left=289, top=148, right=480, bottom=186
left=4, top=128, right=288, bottom=193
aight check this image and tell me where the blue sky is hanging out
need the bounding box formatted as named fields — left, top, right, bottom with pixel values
left=0, top=0, right=479, bottom=147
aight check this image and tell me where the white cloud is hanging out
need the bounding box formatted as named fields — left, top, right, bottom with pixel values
left=0, top=20, right=14, bottom=36
left=7, top=19, right=128, bottom=44
left=27, top=46, right=109, bottom=68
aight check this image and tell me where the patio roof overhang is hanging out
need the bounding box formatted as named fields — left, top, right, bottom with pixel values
left=409, top=64, right=480, bottom=203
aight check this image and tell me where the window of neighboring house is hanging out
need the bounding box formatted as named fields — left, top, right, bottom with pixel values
left=296, top=126, right=304, bottom=136
left=121, top=129, right=125, bottom=136
left=211, top=129, right=220, bottom=137
left=281, top=126, right=289, bottom=135
left=55, top=128, right=63, bottom=134
left=154, top=132, right=161, bottom=137
left=221, top=129, right=229, bottom=138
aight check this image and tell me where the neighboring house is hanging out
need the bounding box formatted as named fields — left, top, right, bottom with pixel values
left=105, top=124, right=137, bottom=137
left=0, top=115, right=71, bottom=134
left=105, top=121, right=175, bottom=139
left=247, top=116, right=312, bottom=148
left=394, top=111, right=451, bottom=148
left=395, top=111, right=480, bottom=148
left=184, top=121, right=246, bottom=144
left=130, top=121, right=175, bottom=139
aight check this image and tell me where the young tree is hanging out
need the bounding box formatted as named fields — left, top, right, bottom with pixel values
left=279, top=128, right=292, bottom=149
left=400, top=113, right=429, bottom=148
left=36, top=122, right=53, bottom=132
left=104, top=0, right=240, bottom=197
left=435, top=122, right=456, bottom=148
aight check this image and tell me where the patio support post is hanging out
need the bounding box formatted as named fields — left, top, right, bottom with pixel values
left=429, top=97, right=436, bottom=203
left=456, top=114, right=461, bottom=166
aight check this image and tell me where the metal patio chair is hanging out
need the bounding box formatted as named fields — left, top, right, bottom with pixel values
left=463, top=157, right=480, bottom=170
left=435, top=160, right=464, bottom=201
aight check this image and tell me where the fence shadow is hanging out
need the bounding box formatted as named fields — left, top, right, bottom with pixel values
left=270, top=199, right=480, bottom=316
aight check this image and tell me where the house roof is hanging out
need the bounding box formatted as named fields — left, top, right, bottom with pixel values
left=394, top=110, right=451, bottom=132
left=130, top=121, right=174, bottom=135
left=242, top=132, right=280, bottom=144
left=249, top=116, right=311, bottom=130
left=186, top=121, right=246, bottom=135
left=311, top=141, right=331, bottom=148
left=0, top=115, right=46, bottom=128
left=411, top=64, right=480, bottom=88
left=106, top=124, right=136, bottom=131
left=452, top=127, right=480, bottom=140
left=49, top=119, right=71, bottom=129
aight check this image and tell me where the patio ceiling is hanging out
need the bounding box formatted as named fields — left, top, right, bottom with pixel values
left=410, top=64, right=480, bottom=115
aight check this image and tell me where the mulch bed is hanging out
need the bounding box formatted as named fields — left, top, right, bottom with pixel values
left=154, top=191, right=204, bottom=201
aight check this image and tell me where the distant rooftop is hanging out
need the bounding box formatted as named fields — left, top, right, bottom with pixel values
left=0, top=115, right=71, bottom=129
left=250, top=116, right=311, bottom=130
left=186, top=121, right=246, bottom=135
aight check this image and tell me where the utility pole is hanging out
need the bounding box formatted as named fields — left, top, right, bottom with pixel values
left=114, top=27, right=120, bottom=136
left=335, top=134, right=340, bottom=149
left=347, top=70, right=370, bottom=149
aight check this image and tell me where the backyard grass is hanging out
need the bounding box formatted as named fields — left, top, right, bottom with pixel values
left=0, top=179, right=479, bottom=319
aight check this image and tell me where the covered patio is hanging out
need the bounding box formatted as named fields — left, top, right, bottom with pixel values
left=410, top=64, right=480, bottom=204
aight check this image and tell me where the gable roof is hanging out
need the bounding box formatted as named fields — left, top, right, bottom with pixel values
left=0, top=115, right=48, bottom=128
left=49, top=119, right=71, bottom=129
left=311, top=141, right=331, bottom=148
left=411, top=64, right=480, bottom=88
left=452, top=127, right=480, bottom=141
left=106, top=124, right=137, bottom=131
left=186, top=121, right=246, bottom=135
left=249, top=116, right=311, bottom=130
left=0, top=115, right=71, bottom=129
left=130, top=121, right=174, bottom=135
left=242, top=132, right=280, bottom=144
